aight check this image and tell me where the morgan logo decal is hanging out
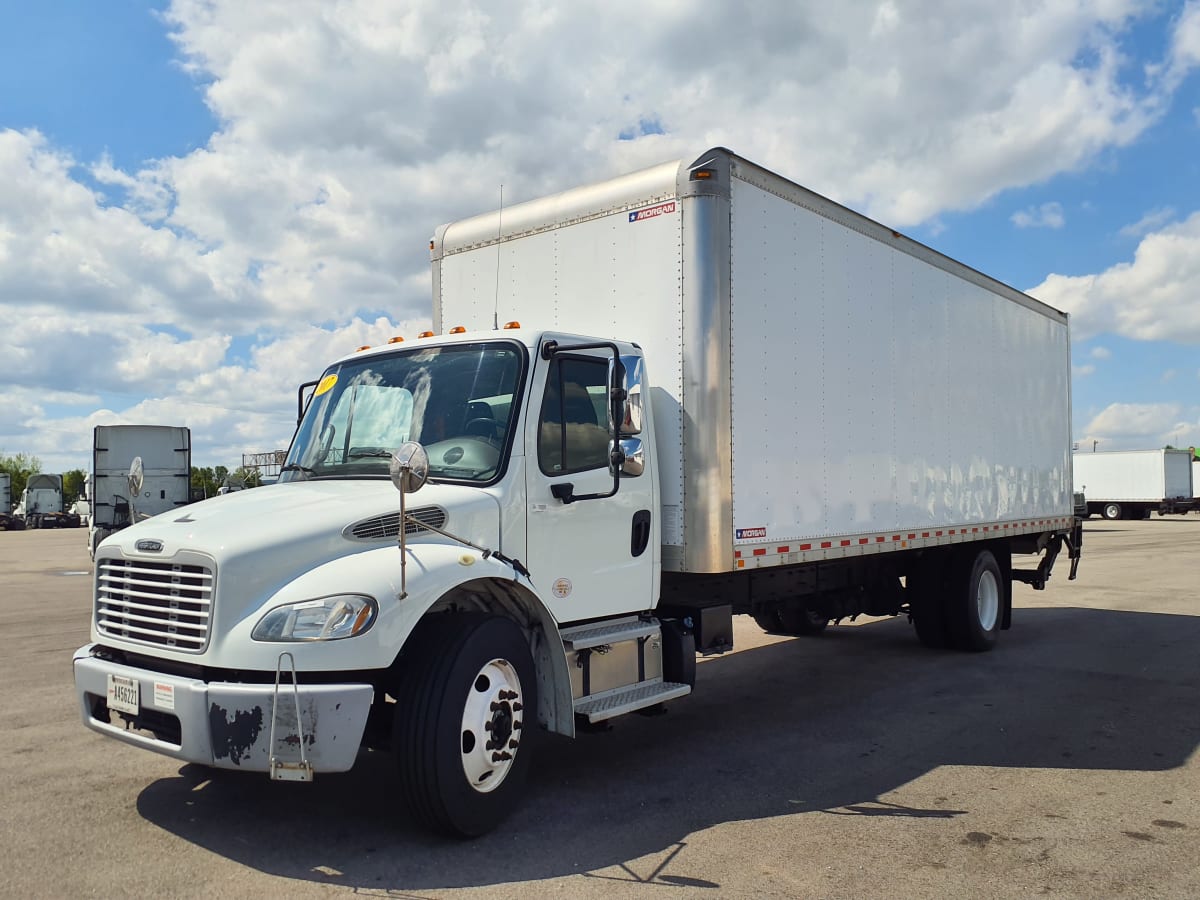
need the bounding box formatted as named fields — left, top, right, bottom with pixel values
left=552, top=577, right=573, bottom=599
left=628, top=201, right=676, bottom=223
left=735, top=527, right=767, bottom=540
left=135, top=539, right=164, bottom=553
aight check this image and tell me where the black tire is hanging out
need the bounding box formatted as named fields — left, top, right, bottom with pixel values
left=751, top=610, right=783, bottom=633
left=776, top=607, right=830, bottom=635
left=945, top=549, right=1004, bottom=652
left=1102, top=503, right=1123, bottom=520
left=908, top=561, right=950, bottom=649
left=393, top=614, right=536, bottom=837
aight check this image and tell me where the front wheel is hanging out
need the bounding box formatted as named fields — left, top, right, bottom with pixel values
left=393, top=614, right=537, bottom=837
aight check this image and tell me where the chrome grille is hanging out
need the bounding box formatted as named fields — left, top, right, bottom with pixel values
left=346, top=506, right=447, bottom=541
left=95, top=556, right=214, bottom=652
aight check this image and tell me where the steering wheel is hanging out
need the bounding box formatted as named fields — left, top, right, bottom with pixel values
left=463, top=418, right=502, bottom=442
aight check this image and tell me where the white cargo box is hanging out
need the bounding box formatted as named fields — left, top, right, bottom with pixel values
left=433, top=148, right=1073, bottom=574
left=1073, top=449, right=1194, bottom=502
left=92, top=425, right=192, bottom=529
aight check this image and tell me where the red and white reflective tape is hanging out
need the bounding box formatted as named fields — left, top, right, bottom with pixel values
left=732, top=516, right=1075, bottom=568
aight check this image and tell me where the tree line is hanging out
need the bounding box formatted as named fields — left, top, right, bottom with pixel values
left=0, top=453, right=263, bottom=506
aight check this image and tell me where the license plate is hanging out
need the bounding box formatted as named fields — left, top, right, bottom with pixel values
left=107, top=674, right=139, bottom=715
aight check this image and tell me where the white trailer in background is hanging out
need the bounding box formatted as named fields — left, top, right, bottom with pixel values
left=1072, top=449, right=1195, bottom=519
left=1193, top=460, right=1199, bottom=501
left=0, top=472, right=13, bottom=530
left=89, top=425, right=192, bottom=558
left=74, top=148, right=1081, bottom=837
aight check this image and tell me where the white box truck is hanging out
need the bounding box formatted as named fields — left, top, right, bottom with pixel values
left=89, top=425, right=192, bottom=558
left=73, top=148, right=1080, bottom=837
left=18, top=473, right=80, bottom=528
left=1194, top=460, right=1200, bottom=501
left=1072, top=449, right=1194, bottom=519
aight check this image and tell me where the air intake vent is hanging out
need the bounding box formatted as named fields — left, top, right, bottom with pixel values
left=346, top=506, right=447, bottom=541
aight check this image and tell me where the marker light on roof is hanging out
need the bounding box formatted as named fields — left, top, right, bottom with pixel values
left=355, top=345, right=371, bottom=352
left=449, top=326, right=467, bottom=334
left=418, top=331, right=435, bottom=338
left=503, top=321, right=521, bottom=329
left=387, top=336, right=405, bottom=344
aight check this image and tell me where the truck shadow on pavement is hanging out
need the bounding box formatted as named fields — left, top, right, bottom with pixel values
left=136, top=606, right=1200, bottom=891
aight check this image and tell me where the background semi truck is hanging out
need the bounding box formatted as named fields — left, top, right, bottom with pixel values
left=1072, top=449, right=1194, bottom=519
left=18, top=473, right=80, bottom=529
left=89, top=425, right=193, bottom=558
left=0, top=472, right=14, bottom=530
left=74, top=148, right=1080, bottom=837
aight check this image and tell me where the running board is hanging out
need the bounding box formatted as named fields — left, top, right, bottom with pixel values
left=573, top=680, right=691, bottom=723
left=561, top=618, right=659, bottom=650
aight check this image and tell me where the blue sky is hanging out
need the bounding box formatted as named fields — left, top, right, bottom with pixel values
left=1, top=1, right=1199, bottom=471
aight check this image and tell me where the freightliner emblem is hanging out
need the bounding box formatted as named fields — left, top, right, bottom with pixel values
left=135, top=539, right=164, bottom=553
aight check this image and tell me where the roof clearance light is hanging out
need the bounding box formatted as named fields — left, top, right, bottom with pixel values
left=449, top=326, right=467, bottom=334
left=356, top=345, right=372, bottom=352
left=503, top=321, right=521, bottom=329
left=387, top=336, right=405, bottom=344
left=691, top=168, right=714, bottom=181
left=418, top=331, right=435, bottom=338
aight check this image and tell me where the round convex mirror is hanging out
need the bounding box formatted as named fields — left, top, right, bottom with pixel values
left=389, top=442, right=430, bottom=494
left=127, top=457, right=145, bottom=497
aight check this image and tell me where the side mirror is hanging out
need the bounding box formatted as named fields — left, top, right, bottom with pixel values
left=619, top=438, right=645, bottom=477
left=127, top=457, right=145, bottom=497
left=389, top=442, right=429, bottom=494
left=618, top=355, right=645, bottom=436
left=607, top=358, right=628, bottom=437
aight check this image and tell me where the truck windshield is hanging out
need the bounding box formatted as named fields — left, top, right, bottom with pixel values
left=282, top=341, right=525, bottom=484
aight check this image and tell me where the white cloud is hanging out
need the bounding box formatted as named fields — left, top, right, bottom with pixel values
left=1012, top=202, right=1066, bottom=229
left=1078, top=402, right=1200, bottom=451
left=1088, top=402, right=1179, bottom=435
left=1073, top=364, right=1096, bottom=376
left=3, top=0, right=1198, bottom=470
left=1031, top=211, right=1200, bottom=342
left=1119, top=206, right=1176, bottom=237
left=1090, top=346, right=1112, bottom=359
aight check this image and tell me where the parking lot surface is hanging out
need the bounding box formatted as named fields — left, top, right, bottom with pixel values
left=1, top=519, right=1197, bottom=898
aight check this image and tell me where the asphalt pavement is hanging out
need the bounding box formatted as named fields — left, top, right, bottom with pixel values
left=1, top=519, right=1197, bottom=898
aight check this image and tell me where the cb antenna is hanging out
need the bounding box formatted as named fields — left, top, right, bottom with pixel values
left=493, top=184, right=504, bottom=330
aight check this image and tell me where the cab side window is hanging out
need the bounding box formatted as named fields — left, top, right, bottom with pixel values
left=538, top=357, right=610, bottom=475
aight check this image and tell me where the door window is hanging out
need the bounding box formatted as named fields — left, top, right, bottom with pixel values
left=538, top=357, right=610, bottom=475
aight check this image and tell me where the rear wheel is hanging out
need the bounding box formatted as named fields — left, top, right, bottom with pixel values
left=751, top=610, right=783, bottom=633
left=908, top=561, right=949, bottom=649
left=1102, top=503, right=1123, bottom=520
left=393, top=614, right=536, bottom=837
left=776, top=607, right=830, bottom=635
left=945, top=549, right=1003, bottom=652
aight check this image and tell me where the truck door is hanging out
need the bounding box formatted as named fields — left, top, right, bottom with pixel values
left=525, top=347, right=655, bottom=623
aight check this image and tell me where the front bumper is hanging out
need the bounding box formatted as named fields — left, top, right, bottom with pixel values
left=73, top=645, right=374, bottom=773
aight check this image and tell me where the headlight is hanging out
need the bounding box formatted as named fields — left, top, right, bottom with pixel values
left=252, top=594, right=378, bottom=642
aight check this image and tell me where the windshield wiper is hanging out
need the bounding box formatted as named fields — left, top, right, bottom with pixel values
left=347, top=447, right=393, bottom=459
left=280, top=463, right=316, bottom=479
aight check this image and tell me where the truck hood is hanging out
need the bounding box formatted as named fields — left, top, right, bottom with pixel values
left=98, top=480, right=501, bottom=634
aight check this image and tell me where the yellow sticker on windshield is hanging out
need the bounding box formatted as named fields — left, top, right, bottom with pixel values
left=314, top=374, right=338, bottom=397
